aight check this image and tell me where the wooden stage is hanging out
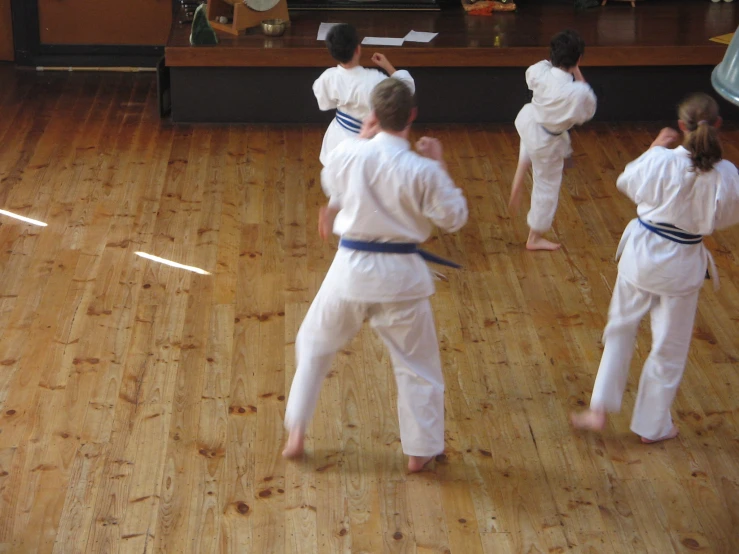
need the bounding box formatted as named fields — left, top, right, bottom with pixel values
left=1, top=64, right=739, bottom=553
left=164, top=0, right=739, bottom=123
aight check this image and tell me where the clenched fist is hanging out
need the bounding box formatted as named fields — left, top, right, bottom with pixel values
left=651, top=127, right=680, bottom=149
left=416, top=137, right=444, bottom=162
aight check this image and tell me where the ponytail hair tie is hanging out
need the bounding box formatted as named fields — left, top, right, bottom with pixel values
left=688, top=120, right=710, bottom=132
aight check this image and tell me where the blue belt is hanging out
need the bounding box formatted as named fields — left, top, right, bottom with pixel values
left=339, top=238, right=462, bottom=269
left=541, top=126, right=563, bottom=136
left=336, top=110, right=362, bottom=134
left=638, top=219, right=708, bottom=279
left=638, top=219, right=703, bottom=245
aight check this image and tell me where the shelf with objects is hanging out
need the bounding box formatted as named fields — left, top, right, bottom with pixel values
left=208, top=0, right=291, bottom=36
left=163, top=1, right=739, bottom=123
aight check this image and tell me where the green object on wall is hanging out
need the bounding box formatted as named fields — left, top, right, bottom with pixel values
left=190, top=4, right=219, bottom=46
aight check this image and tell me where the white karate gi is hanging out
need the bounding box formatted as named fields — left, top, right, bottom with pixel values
left=515, top=61, right=597, bottom=232
left=591, top=145, right=739, bottom=440
left=313, top=66, right=415, bottom=166
left=284, top=132, right=468, bottom=456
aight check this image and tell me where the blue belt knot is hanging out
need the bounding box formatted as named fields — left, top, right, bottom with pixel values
left=638, top=219, right=703, bottom=245
left=336, top=110, right=362, bottom=134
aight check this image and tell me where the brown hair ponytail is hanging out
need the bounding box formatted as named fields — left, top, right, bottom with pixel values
left=678, top=93, right=723, bottom=173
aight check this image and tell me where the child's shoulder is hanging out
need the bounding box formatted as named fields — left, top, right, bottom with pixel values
left=403, top=150, right=448, bottom=178
left=714, top=158, right=739, bottom=178
left=321, top=65, right=382, bottom=80
left=529, top=59, right=552, bottom=71
left=525, top=60, right=553, bottom=87
left=526, top=60, right=552, bottom=76
left=318, top=65, right=341, bottom=78
left=353, top=66, right=385, bottom=79
left=329, top=136, right=367, bottom=160
left=631, top=145, right=686, bottom=173
left=641, top=145, right=677, bottom=162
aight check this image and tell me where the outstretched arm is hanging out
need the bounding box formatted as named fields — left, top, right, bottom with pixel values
left=616, top=136, right=673, bottom=205
left=416, top=138, right=468, bottom=233
left=318, top=205, right=339, bottom=241
left=320, top=151, right=344, bottom=241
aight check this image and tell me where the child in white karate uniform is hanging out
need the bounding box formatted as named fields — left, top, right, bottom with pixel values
left=571, top=93, right=739, bottom=442
left=283, top=79, right=468, bottom=472
left=313, top=23, right=416, bottom=166
left=509, top=30, right=597, bottom=251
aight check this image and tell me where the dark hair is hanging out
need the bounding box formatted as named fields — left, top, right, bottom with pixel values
left=678, top=93, right=723, bottom=173
left=325, top=24, right=359, bottom=64
left=550, top=30, right=585, bottom=69
left=371, top=79, right=414, bottom=132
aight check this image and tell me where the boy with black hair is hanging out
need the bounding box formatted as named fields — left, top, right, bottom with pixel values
left=313, top=23, right=415, bottom=166
left=283, top=79, right=467, bottom=472
left=509, top=29, right=597, bottom=251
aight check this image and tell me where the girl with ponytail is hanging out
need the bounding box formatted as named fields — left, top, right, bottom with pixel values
left=679, top=92, right=723, bottom=173
left=572, top=93, right=739, bottom=443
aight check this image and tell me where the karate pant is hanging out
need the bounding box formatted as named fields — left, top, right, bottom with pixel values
left=284, top=285, right=445, bottom=457
left=518, top=141, right=565, bottom=233
left=590, top=275, right=699, bottom=440
left=319, top=119, right=355, bottom=167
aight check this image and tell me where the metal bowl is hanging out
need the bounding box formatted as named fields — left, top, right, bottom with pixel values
left=261, top=19, right=287, bottom=37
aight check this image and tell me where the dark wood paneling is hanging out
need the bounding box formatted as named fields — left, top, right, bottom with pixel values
left=166, top=44, right=728, bottom=68
left=38, top=0, right=172, bottom=45
left=169, top=65, right=739, bottom=123
left=0, top=0, right=12, bottom=61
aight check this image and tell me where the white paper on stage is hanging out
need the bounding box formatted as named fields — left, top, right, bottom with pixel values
left=362, top=37, right=405, bottom=46
left=403, top=31, right=438, bottom=43
left=317, top=23, right=341, bottom=41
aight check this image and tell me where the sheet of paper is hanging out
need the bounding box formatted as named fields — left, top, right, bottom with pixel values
left=317, top=22, right=341, bottom=41
left=403, top=31, right=438, bottom=43
left=710, top=33, right=734, bottom=45
left=362, top=37, right=405, bottom=46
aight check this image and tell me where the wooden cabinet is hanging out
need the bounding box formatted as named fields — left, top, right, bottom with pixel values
left=38, top=0, right=171, bottom=45
left=0, top=0, right=12, bottom=60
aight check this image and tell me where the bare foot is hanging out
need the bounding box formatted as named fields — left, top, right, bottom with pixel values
left=408, top=455, right=435, bottom=473
left=526, top=231, right=561, bottom=251
left=282, top=429, right=305, bottom=459
left=570, top=409, right=606, bottom=432
left=640, top=425, right=679, bottom=444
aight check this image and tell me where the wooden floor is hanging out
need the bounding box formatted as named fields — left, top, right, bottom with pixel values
left=1, top=67, right=739, bottom=554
